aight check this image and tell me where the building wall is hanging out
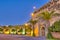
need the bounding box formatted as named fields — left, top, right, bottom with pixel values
left=33, top=0, right=60, bottom=36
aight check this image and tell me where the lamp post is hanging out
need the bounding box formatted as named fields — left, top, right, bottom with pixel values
left=25, top=23, right=28, bottom=26
left=31, top=6, right=36, bottom=20
left=31, top=13, right=35, bottom=20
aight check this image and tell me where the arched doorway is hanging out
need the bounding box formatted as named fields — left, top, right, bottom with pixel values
left=41, top=27, right=45, bottom=36
left=39, top=24, right=45, bottom=36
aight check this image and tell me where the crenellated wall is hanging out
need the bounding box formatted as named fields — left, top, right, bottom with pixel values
left=33, top=0, right=60, bottom=36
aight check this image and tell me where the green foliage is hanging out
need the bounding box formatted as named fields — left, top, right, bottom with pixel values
left=38, top=11, right=54, bottom=20
left=3, top=26, right=7, bottom=28
left=48, top=26, right=54, bottom=32
left=49, top=20, right=60, bottom=32
left=8, top=25, right=13, bottom=28
left=54, top=21, right=60, bottom=32
left=42, top=11, right=51, bottom=20
left=29, top=19, right=37, bottom=36
left=0, top=28, right=3, bottom=31
left=29, top=19, right=37, bottom=25
left=15, top=25, right=20, bottom=29
left=25, top=27, right=31, bottom=32
left=47, top=31, right=53, bottom=39
left=18, top=28, right=23, bottom=32
left=37, top=11, right=60, bottom=21
left=5, top=29, right=9, bottom=31
left=48, top=20, right=60, bottom=39
left=12, top=29, right=16, bottom=32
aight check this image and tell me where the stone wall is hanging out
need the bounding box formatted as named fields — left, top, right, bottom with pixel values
left=32, top=0, right=60, bottom=36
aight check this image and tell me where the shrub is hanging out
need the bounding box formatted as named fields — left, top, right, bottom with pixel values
left=49, top=20, right=60, bottom=32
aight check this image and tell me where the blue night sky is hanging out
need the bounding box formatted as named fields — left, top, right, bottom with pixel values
left=0, top=0, right=49, bottom=25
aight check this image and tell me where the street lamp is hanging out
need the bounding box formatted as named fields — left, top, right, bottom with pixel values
left=31, top=13, right=35, bottom=20
left=31, top=13, right=34, bottom=17
left=31, top=6, right=36, bottom=16
left=25, top=23, right=28, bottom=26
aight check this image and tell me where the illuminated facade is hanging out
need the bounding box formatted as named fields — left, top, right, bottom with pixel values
left=0, top=0, right=60, bottom=37
left=32, top=0, right=60, bottom=36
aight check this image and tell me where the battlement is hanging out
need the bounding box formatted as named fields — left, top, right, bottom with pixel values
left=51, top=0, right=59, bottom=2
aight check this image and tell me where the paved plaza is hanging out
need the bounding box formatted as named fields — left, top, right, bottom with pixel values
left=0, top=34, right=46, bottom=40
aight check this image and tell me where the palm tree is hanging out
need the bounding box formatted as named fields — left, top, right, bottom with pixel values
left=8, top=25, right=13, bottom=34
left=8, top=25, right=13, bottom=28
left=3, top=26, right=10, bottom=34
left=0, top=27, right=3, bottom=34
left=15, top=25, right=20, bottom=34
left=11, top=28, right=16, bottom=34
left=24, top=24, right=32, bottom=35
left=17, top=28, right=23, bottom=35
left=15, top=25, right=19, bottom=29
left=37, top=11, right=60, bottom=37
left=29, top=19, right=37, bottom=36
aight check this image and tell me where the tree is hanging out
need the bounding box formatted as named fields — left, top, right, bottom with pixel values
left=3, top=26, right=7, bottom=29
left=0, top=28, right=3, bottom=34
left=15, top=25, right=20, bottom=29
left=53, top=20, right=60, bottom=32
left=37, top=11, right=60, bottom=36
left=8, top=25, right=13, bottom=34
left=8, top=25, right=13, bottom=28
left=29, top=19, right=37, bottom=36
left=24, top=24, right=32, bottom=35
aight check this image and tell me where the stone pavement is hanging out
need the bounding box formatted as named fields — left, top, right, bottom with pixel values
left=0, top=34, right=46, bottom=40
